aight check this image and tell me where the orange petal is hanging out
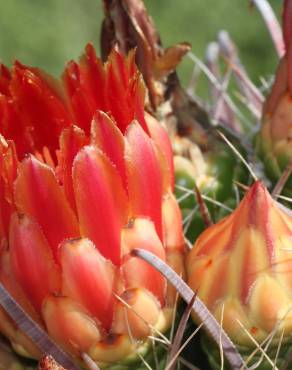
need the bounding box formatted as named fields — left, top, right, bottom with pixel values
left=43, top=295, right=101, bottom=355
left=91, top=111, right=126, bottom=189
left=112, top=288, right=160, bottom=339
left=121, top=256, right=166, bottom=307
left=9, top=213, right=61, bottom=312
left=121, top=218, right=165, bottom=259
left=60, top=238, right=116, bottom=330
left=162, top=192, right=184, bottom=250
left=57, top=126, right=89, bottom=211
left=121, top=218, right=166, bottom=305
left=14, top=156, right=79, bottom=260
left=73, top=146, right=128, bottom=265
left=125, top=122, right=163, bottom=239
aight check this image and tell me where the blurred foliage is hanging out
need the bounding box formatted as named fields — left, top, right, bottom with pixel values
left=0, top=0, right=282, bottom=86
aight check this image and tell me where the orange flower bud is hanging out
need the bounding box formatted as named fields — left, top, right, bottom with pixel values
left=187, top=181, right=292, bottom=346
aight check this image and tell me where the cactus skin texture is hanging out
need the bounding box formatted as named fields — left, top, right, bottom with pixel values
left=187, top=181, right=292, bottom=367
left=0, top=45, right=184, bottom=369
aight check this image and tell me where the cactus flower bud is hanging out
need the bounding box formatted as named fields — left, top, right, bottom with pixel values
left=258, top=0, right=292, bottom=195
left=187, top=181, right=292, bottom=352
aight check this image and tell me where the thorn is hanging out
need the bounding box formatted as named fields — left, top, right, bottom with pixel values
left=233, top=180, right=249, bottom=192
left=194, top=184, right=213, bottom=227
left=166, top=293, right=197, bottom=370
left=217, top=130, right=258, bottom=181
left=271, top=160, right=292, bottom=199
left=250, top=0, right=284, bottom=58
left=80, top=353, right=100, bottom=370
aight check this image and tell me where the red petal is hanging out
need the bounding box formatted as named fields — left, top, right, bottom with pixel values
left=91, top=111, right=126, bottom=189
left=0, top=250, right=40, bottom=323
left=79, top=43, right=105, bottom=109
left=105, top=49, right=148, bottom=133
left=14, top=156, right=79, bottom=260
left=0, top=64, right=11, bottom=95
left=0, top=137, right=17, bottom=241
left=146, top=112, right=174, bottom=189
left=73, top=146, right=128, bottom=265
left=57, top=126, right=89, bottom=211
left=63, top=61, right=94, bottom=133
left=0, top=95, right=31, bottom=157
left=125, top=122, right=163, bottom=239
left=60, top=238, right=116, bottom=330
left=11, top=63, right=71, bottom=154
left=9, top=213, right=61, bottom=312
left=0, top=179, right=12, bottom=242
left=1, top=139, right=18, bottom=200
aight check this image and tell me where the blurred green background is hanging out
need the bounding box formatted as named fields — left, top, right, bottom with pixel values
left=0, top=0, right=282, bottom=87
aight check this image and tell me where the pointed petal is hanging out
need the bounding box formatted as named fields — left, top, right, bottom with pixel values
left=91, top=111, right=126, bottom=189
left=125, top=122, right=163, bottom=239
left=0, top=180, right=12, bottom=242
left=14, top=156, right=79, bottom=260
left=73, top=146, right=128, bottom=265
left=0, top=64, right=11, bottom=95
left=79, top=43, right=105, bottom=109
left=105, top=49, right=148, bottom=133
left=0, top=138, right=18, bottom=199
left=162, top=192, right=185, bottom=250
left=9, top=213, right=61, bottom=312
left=11, top=63, right=71, bottom=153
left=0, top=250, right=41, bottom=323
left=0, top=95, right=31, bottom=157
left=57, top=126, right=89, bottom=211
left=63, top=61, right=94, bottom=133
left=0, top=137, right=17, bottom=241
left=146, top=112, right=174, bottom=189
left=42, top=295, right=101, bottom=355
left=60, top=238, right=116, bottom=330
